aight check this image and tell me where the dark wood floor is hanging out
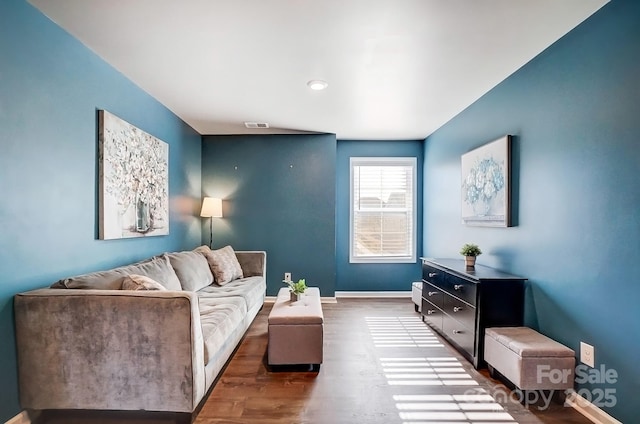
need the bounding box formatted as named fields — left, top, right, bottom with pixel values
left=36, top=299, right=592, bottom=424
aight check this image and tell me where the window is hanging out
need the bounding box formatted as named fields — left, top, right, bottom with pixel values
left=350, top=157, right=417, bottom=263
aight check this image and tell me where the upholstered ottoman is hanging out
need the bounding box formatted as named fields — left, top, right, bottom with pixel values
left=411, top=281, right=422, bottom=312
left=268, top=287, right=323, bottom=368
left=484, top=327, right=575, bottom=391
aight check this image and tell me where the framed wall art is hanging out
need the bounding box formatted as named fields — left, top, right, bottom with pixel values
left=461, top=135, right=511, bottom=227
left=98, top=110, right=169, bottom=240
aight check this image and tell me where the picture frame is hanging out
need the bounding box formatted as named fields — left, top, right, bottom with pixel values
left=98, top=110, right=169, bottom=240
left=461, top=135, right=511, bottom=227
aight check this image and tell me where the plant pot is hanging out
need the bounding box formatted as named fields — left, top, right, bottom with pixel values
left=465, top=256, right=476, bottom=267
left=290, top=291, right=299, bottom=302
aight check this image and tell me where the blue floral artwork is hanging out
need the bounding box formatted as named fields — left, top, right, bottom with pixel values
left=98, top=110, right=169, bottom=239
left=461, top=136, right=511, bottom=227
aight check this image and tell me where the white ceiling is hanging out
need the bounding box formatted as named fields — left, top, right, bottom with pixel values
left=29, top=0, right=607, bottom=140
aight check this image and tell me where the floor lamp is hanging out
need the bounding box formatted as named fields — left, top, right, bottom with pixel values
left=200, top=197, right=223, bottom=248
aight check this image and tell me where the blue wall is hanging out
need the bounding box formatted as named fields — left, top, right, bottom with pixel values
left=201, top=134, right=337, bottom=297
left=0, top=0, right=202, bottom=420
left=422, top=0, right=639, bottom=421
left=336, top=140, right=423, bottom=291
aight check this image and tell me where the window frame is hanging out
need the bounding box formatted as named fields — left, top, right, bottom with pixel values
left=349, top=157, right=417, bottom=264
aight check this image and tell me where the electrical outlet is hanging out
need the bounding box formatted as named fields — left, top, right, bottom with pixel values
left=580, top=342, right=595, bottom=367
left=284, top=272, right=291, bottom=282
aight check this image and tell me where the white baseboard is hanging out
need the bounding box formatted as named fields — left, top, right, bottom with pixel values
left=565, top=389, right=622, bottom=424
left=5, top=410, right=38, bottom=424
left=335, top=291, right=411, bottom=298
left=265, top=296, right=337, bottom=303
left=320, top=297, right=337, bottom=303
left=265, top=291, right=411, bottom=302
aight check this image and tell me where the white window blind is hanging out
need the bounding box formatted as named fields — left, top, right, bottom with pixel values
left=350, top=157, right=417, bottom=263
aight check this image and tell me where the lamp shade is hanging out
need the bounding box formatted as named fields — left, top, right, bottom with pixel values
left=200, top=197, right=223, bottom=218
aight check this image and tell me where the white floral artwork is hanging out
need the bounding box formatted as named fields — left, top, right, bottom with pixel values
left=99, top=110, right=169, bottom=239
left=461, top=135, right=511, bottom=227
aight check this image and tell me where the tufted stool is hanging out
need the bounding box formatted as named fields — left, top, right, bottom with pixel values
left=411, top=281, right=422, bottom=312
left=484, top=327, right=575, bottom=391
left=268, top=287, right=323, bottom=369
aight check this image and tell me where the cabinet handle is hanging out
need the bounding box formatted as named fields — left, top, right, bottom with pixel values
left=428, top=272, right=437, bottom=278
left=453, top=329, right=463, bottom=335
left=428, top=291, right=439, bottom=297
left=427, top=310, right=435, bottom=315
left=453, top=284, right=464, bottom=291
left=453, top=306, right=463, bottom=312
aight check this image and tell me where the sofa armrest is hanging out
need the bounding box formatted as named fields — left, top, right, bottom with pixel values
left=14, top=288, right=205, bottom=413
left=235, top=251, right=266, bottom=279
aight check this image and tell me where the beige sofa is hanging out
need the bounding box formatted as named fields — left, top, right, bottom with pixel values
left=14, top=247, right=266, bottom=415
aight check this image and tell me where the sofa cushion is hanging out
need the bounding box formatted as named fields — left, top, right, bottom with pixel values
left=197, top=276, right=265, bottom=315
left=198, top=296, right=247, bottom=365
left=195, top=245, right=243, bottom=286
left=166, top=251, right=213, bottom=292
left=122, top=274, right=167, bottom=291
left=235, top=251, right=265, bottom=277
left=51, top=255, right=182, bottom=291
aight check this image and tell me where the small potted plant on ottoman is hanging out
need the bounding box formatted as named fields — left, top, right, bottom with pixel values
left=283, top=278, right=307, bottom=302
left=460, top=243, right=482, bottom=267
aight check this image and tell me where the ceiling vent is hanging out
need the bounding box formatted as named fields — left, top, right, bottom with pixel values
left=244, top=122, right=269, bottom=129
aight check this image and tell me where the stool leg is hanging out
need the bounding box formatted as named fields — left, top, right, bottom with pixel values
left=487, top=364, right=496, bottom=379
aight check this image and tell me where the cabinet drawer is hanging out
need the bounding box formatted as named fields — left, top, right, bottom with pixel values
left=421, top=281, right=444, bottom=309
left=422, top=263, right=445, bottom=287
left=444, top=275, right=477, bottom=306
left=443, top=294, right=477, bottom=331
left=421, top=298, right=443, bottom=331
left=442, top=314, right=475, bottom=358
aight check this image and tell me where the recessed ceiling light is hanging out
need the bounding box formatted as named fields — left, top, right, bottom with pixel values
left=307, top=80, right=328, bottom=91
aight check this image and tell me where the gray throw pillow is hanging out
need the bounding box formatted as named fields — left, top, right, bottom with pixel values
left=51, top=268, right=128, bottom=290
left=122, top=274, right=168, bottom=291
left=195, top=245, right=243, bottom=286
left=165, top=251, right=214, bottom=291
left=128, top=254, right=182, bottom=291
left=51, top=255, right=182, bottom=291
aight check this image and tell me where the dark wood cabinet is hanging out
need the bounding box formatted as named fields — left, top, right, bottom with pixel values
left=421, top=258, right=526, bottom=369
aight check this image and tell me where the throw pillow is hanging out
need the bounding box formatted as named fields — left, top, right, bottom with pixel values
left=51, top=268, right=128, bottom=290
left=122, top=274, right=168, bottom=291
left=127, top=254, right=182, bottom=291
left=51, top=255, right=182, bottom=290
left=165, top=250, right=214, bottom=291
left=195, top=245, right=243, bottom=286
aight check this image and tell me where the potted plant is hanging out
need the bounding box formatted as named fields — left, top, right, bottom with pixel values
left=283, top=278, right=307, bottom=302
left=460, top=243, right=482, bottom=267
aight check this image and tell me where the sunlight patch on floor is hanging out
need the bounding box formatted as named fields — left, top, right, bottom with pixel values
left=393, top=389, right=517, bottom=423
left=381, top=357, right=478, bottom=387
left=366, top=316, right=444, bottom=348
left=366, top=316, right=518, bottom=424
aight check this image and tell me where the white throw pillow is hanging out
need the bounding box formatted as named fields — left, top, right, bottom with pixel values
left=122, top=274, right=168, bottom=291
